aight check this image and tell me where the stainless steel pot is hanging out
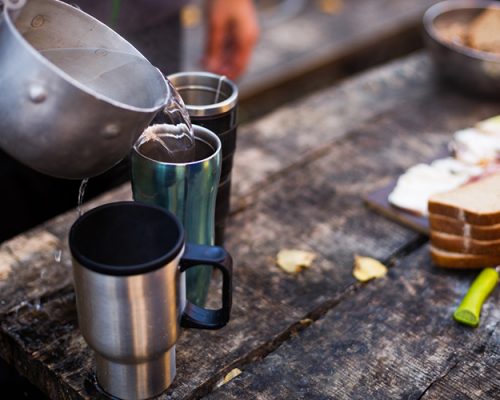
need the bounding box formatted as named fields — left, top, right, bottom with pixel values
left=0, top=0, right=169, bottom=179
left=423, top=0, right=500, bottom=98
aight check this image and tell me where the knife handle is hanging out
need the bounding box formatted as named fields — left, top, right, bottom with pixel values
left=453, top=267, right=499, bottom=327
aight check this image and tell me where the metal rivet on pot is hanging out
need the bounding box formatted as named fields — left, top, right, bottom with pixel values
left=102, top=124, right=121, bottom=139
left=95, top=49, right=109, bottom=57
left=28, top=84, right=47, bottom=103
left=31, top=15, right=45, bottom=28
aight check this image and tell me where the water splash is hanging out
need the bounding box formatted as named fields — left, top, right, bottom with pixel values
left=14, top=300, right=29, bottom=317
left=134, top=79, right=196, bottom=163
left=33, top=298, right=42, bottom=311
left=164, top=78, right=194, bottom=140
left=77, top=178, right=89, bottom=216
left=54, top=249, right=62, bottom=263
left=13, top=299, right=42, bottom=315
left=135, top=124, right=196, bottom=163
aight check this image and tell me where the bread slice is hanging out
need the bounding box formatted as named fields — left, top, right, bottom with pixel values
left=428, top=173, right=500, bottom=225
left=430, top=231, right=500, bottom=255
left=430, top=246, right=500, bottom=269
left=429, top=214, right=500, bottom=241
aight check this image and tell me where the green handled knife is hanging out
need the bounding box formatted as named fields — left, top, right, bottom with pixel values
left=453, top=266, right=499, bottom=327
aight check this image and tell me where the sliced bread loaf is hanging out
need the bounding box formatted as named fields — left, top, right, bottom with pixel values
left=430, top=231, right=500, bottom=256
left=428, top=173, right=500, bottom=225
left=430, top=246, right=500, bottom=269
left=429, top=214, right=500, bottom=240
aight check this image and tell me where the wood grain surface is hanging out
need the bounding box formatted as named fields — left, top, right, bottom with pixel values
left=206, top=246, right=499, bottom=400
left=1, top=53, right=499, bottom=400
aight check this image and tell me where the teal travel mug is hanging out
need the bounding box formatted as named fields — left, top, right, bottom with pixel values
left=131, top=125, right=221, bottom=306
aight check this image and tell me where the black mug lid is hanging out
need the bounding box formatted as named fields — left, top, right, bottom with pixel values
left=69, top=201, right=185, bottom=276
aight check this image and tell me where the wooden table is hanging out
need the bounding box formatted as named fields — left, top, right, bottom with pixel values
left=1, top=53, right=499, bottom=399
left=183, top=0, right=442, bottom=120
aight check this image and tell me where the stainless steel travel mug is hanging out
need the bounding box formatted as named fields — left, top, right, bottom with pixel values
left=168, top=72, right=238, bottom=245
left=69, top=201, right=232, bottom=400
left=131, top=126, right=221, bottom=306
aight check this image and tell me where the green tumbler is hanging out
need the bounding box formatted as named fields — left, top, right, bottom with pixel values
left=131, top=125, right=221, bottom=306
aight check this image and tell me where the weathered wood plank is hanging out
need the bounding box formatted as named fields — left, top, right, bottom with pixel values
left=420, top=326, right=499, bottom=400
left=183, top=0, right=440, bottom=101
left=206, top=245, right=499, bottom=399
left=232, top=53, right=461, bottom=198
left=1, top=54, right=499, bottom=400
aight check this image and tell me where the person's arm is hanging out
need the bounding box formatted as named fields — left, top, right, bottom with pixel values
left=203, top=0, right=259, bottom=80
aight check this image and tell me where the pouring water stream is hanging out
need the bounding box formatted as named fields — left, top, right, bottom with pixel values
left=77, top=78, right=195, bottom=217
left=134, top=79, right=196, bottom=163
left=214, top=75, right=226, bottom=103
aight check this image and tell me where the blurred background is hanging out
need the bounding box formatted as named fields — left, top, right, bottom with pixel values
left=181, top=0, right=439, bottom=121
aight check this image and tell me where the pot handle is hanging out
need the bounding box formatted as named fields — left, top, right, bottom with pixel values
left=179, top=243, right=233, bottom=330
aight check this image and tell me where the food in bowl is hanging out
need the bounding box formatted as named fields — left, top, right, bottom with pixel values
left=439, top=8, right=500, bottom=55
left=423, top=1, right=500, bottom=98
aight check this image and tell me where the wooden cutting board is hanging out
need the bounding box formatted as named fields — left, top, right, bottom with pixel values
left=364, top=149, right=453, bottom=235
left=363, top=180, right=429, bottom=235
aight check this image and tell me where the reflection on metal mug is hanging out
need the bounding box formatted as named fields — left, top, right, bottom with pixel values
left=168, top=72, right=239, bottom=245
left=69, top=201, right=232, bottom=400
left=131, top=125, right=221, bottom=306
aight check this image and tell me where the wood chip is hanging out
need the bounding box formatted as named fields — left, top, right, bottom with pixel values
left=216, top=368, right=242, bottom=388
left=5, top=231, right=60, bottom=263
left=353, top=255, right=388, bottom=282
left=276, top=249, right=317, bottom=274
left=0, top=252, right=16, bottom=281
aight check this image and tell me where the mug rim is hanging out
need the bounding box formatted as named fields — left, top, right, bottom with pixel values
left=132, top=125, right=221, bottom=166
left=167, top=71, right=238, bottom=117
left=69, top=201, right=185, bottom=276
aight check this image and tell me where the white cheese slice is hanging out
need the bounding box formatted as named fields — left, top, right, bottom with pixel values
left=451, top=128, right=500, bottom=165
left=476, top=115, right=500, bottom=136
left=388, top=160, right=480, bottom=215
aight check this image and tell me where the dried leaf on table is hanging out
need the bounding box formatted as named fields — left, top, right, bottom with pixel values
left=276, top=249, right=317, bottom=274
left=353, top=255, right=388, bottom=282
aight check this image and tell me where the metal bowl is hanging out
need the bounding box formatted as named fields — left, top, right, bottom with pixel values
left=423, top=0, right=500, bottom=97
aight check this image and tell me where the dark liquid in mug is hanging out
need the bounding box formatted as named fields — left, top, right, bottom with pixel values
left=137, top=137, right=215, bottom=163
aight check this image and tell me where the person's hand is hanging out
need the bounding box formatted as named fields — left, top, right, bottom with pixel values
left=204, top=0, right=259, bottom=80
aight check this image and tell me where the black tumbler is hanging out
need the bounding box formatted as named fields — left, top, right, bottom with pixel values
left=168, top=72, right=238, bottom=245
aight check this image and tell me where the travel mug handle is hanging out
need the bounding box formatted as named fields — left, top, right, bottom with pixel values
left=179, top=243, right=233, bottom=330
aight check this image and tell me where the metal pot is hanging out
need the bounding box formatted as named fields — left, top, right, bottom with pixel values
left=423, top=0, right=500, bottom=99
left=0, top=0, right=169, bottom=179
